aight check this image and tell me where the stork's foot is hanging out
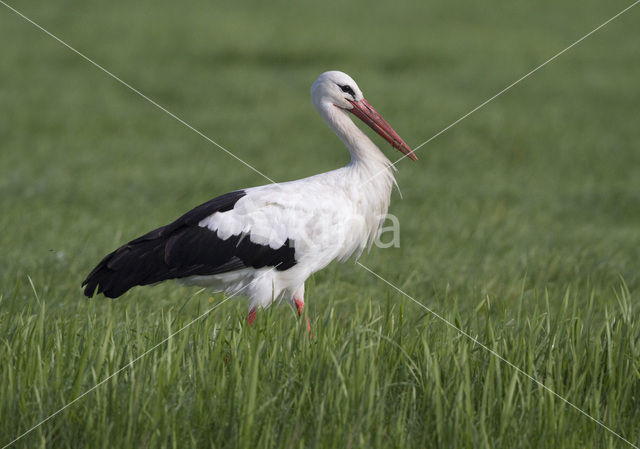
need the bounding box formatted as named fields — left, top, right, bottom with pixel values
left=247, top=308, right=257, bottom=326
left=294, top=298, right=312, bottom=339
left=305, top=318, right=312, bottom=338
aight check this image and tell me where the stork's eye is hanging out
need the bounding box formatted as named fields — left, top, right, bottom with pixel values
left=338, top=84, right=356, bottom=97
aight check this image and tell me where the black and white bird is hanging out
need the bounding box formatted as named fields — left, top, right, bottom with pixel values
left=82, top=71, right=417, bottom=326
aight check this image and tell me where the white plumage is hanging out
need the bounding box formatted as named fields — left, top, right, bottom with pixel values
left=83, top=71, right=417, bottom=326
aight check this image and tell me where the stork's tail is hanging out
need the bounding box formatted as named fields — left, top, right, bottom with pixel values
left=82, top=240, right=168, bottom=298
left=82, top=191, right=249, bottom=298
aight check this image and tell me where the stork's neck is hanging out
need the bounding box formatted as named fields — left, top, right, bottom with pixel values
left=310, top=100, right=397, bottom=253
left=319, top=103, right=393, bottom=171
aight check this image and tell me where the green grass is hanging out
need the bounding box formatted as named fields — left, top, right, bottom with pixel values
left=1, top=0, right=639, bottom=447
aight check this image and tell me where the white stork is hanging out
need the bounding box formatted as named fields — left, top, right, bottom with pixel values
left=82, top=71, right=417, bottom=328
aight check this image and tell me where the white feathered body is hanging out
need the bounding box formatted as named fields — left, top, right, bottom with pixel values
left=184, top=156, right=395, bottom=310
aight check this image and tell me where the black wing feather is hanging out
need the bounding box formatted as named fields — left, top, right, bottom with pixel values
left=82, top=190, right=297, bottom=298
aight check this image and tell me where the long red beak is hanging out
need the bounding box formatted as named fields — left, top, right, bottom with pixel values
left=347, top=98, right=417, bottom=161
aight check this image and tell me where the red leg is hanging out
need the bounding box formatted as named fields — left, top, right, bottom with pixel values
left=247, top=308, right=257, bottom=326
left=294, top=298, right=312, bottom=339
left=294, top=298, right=304, bottom=316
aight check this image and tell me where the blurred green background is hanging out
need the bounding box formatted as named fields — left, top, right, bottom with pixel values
left=1, top=0, right=639, bottom=448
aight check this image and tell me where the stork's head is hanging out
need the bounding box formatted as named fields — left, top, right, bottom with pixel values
left=311, top=71, right=417, bottom=161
